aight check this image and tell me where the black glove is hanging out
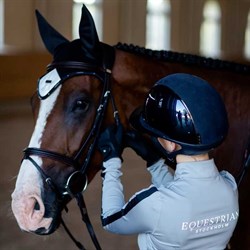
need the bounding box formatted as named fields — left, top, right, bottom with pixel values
left=98, top=124, right=124, bottom=161
left=125, top=130, right=162, bottom=167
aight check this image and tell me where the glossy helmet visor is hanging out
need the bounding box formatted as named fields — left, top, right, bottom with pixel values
left=130, top=73, right=229, bottom=155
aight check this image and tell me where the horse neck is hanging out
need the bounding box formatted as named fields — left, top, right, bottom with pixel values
left=111, top=49, right=168, bottom=128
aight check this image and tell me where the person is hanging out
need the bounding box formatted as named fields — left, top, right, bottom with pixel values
left=97, top=73, right=239, bottom=250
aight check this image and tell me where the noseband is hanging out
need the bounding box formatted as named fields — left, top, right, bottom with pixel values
left=23, top=44, right=117, bottom=250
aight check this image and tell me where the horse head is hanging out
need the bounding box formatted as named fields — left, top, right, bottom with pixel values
left=11, top=5, right=118, bottom=235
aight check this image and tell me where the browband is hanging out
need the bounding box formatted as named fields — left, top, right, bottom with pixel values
left=47, top=61, right=107, bottom=74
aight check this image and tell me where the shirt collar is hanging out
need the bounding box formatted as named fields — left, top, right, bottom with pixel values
left=174, top=159, right=219, bottom=179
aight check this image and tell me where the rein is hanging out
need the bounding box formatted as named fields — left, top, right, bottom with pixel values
left=23, top=44, right=117, bottom=250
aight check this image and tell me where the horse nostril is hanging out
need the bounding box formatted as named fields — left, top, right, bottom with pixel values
left=34, top=201, right=40, bottom=210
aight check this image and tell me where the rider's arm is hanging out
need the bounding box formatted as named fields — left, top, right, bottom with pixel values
left=147, top=158, right=174, bottom=188
left=101, top=158, right=161, bottom=234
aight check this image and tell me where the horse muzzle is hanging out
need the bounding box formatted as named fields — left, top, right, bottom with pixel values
left=11, top=178, right=62, bottom=235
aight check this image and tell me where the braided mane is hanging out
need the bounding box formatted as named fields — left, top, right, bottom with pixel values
left=115, top=42, right=250, bottom=74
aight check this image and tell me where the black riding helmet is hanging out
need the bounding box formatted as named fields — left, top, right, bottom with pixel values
left=130, top=73, right=229, bottom=156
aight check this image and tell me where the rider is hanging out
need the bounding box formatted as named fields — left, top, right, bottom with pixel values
left=98, top=73, right=239, bottom=250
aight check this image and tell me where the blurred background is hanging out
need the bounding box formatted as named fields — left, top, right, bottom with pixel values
left=1, top=0, right=250, bottom=249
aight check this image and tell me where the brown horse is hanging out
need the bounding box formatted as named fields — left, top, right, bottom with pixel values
left=11, top=5, right=250, bottom=250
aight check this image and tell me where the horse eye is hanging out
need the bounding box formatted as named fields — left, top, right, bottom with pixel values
left=73, top=99, right=90, bottom=112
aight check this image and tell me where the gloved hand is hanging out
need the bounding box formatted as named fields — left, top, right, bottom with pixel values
left=125, top=130, right=162, bottom=167
left=98, top=123, right=124, bottom=162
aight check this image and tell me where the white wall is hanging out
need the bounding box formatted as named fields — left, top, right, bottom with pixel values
left=2, top=0, right=250, bottom=61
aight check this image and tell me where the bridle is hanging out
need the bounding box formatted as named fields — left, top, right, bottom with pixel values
left=22, top=44, right=117, bottom=250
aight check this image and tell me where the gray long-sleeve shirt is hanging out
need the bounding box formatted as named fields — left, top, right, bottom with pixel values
left=101, top=158, right=239, bottom=250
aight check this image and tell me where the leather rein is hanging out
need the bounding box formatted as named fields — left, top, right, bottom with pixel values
left=22, top=44, right=117, bottom=250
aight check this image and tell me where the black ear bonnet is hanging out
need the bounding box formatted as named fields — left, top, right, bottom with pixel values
left=35, top=4, right=115, bottom=100
left=35, top=4, right=102, bottom=67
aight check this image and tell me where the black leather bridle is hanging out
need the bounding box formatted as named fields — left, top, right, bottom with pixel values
left=22, top=44, right=117, bottom=250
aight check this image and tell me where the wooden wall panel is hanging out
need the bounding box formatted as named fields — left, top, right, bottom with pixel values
left=0, top=53, right=51, bottom=101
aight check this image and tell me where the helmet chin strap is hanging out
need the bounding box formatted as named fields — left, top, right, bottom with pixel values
left=151, top=137, right=211, bottom=166
left=151, top=137, right=179, bottom=165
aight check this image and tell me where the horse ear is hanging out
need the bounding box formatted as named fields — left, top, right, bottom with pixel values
left=79, top=5, right=100, bottom=60
left=35, top=9, right=69, bottom=55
